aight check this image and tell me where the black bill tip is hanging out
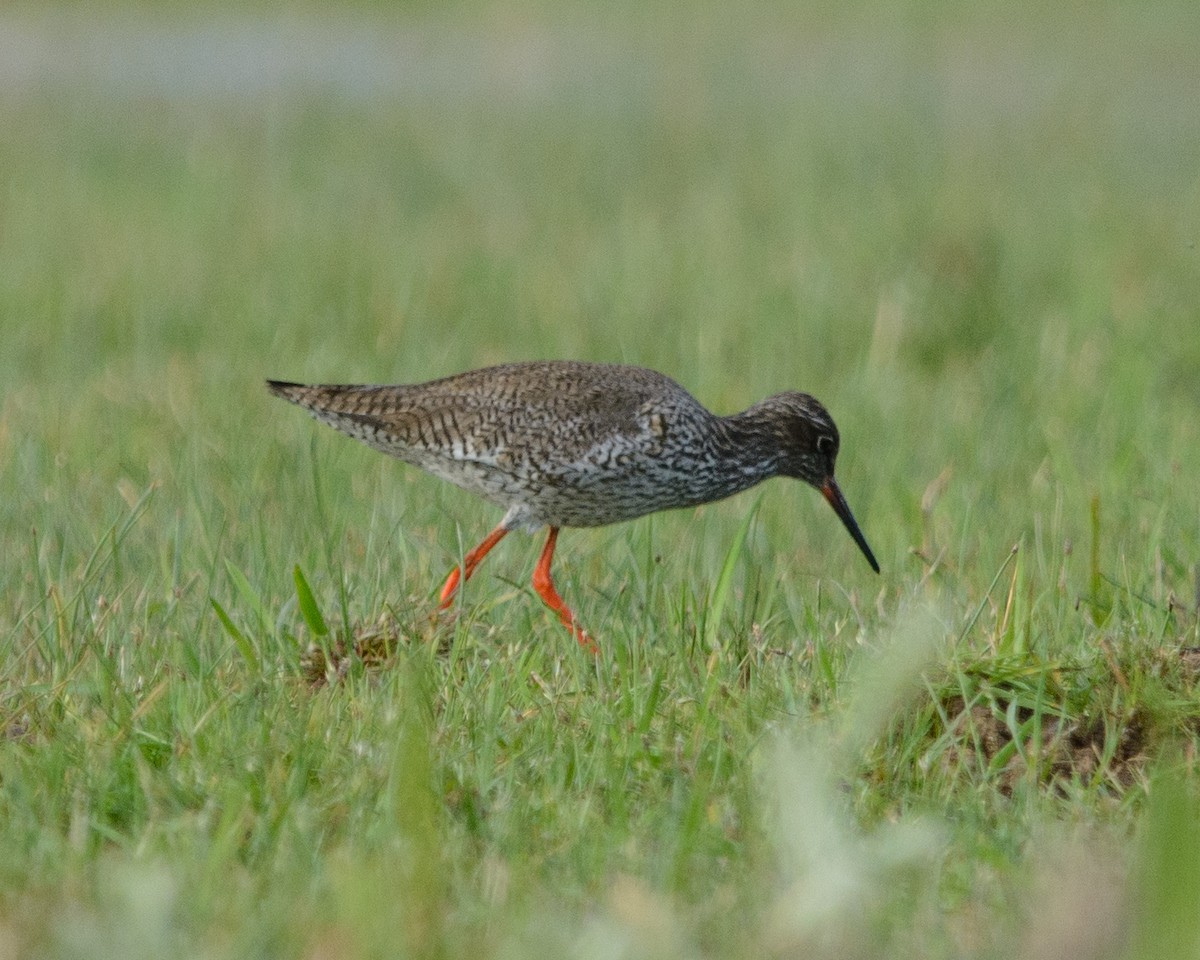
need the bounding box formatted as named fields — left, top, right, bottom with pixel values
left=820, top=478, right=880, bottom=574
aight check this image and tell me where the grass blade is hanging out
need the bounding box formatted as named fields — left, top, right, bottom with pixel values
left=224, top=559, right=272, bottom=636
left=957, top=544, right=1020, bottom=645
left=210, top=597, right=260, bottom=673
left=1089, top=494, right=1111, bottom=625
left=294, top=564, right=330, bottom=637
left=706, top=498, right=760, bottom=650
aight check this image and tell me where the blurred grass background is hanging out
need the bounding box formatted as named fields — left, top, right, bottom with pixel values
left=1, top=1, right=1199, bottom=957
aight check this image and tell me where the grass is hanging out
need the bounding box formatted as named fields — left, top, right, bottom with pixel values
left=2, top=1, right=1200, bottom=956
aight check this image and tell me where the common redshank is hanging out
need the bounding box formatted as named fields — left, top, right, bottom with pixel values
left=267, top=361, right=878, bottom=648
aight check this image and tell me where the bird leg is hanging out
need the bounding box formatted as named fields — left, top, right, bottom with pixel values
left=438, top=525, right=510, bottom=608
left=532, top=527, right=596, bottom=652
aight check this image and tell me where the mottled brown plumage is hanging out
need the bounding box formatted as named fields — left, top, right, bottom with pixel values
left=268, top=360, right=878, bottom=647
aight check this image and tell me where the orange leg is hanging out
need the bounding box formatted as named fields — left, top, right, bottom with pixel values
left=532, top=527, right=596, bottom=652
left=438, top=525, right=510, bottom=608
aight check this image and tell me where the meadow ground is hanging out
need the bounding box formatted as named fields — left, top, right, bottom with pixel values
left=1, top=2, right=1199, bottom=957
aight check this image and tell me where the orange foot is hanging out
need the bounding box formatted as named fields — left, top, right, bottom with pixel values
left=532, top=527, right=597, bottom=654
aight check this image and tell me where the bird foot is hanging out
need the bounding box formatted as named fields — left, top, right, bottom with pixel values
left=569, top=623, right=598, bottom=655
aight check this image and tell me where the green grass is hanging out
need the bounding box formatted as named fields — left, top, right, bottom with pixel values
left=2, top=2, right=1200, bottom=957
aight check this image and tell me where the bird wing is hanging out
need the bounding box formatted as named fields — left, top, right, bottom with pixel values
left=270, top=362, right=701, bottom=470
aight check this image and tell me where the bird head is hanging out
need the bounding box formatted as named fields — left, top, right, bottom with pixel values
left=752, top=392, right=880, bottom=574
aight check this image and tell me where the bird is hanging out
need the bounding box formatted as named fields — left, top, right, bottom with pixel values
left=267, top=360, right=878, bottom=649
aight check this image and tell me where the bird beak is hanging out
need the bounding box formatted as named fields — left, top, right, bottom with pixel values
left=820, top=478, right=880, bottom=573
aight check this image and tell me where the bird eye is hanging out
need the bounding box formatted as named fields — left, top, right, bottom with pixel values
left=816, top=434, right=835, bottom=455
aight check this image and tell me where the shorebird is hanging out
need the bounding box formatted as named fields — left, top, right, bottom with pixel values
left=268, top=361, right=878, bottom=648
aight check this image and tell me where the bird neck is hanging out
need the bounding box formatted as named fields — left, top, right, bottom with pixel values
left=703, top=409, right=784, bottom=488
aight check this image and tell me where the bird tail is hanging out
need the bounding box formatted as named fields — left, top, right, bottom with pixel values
left=265, top=379, right=306, bottom=403
left=266, top=380, right=405, bottom=453
left=266, top=380, right=367, bottom=412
